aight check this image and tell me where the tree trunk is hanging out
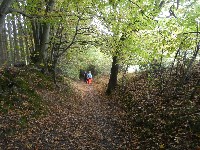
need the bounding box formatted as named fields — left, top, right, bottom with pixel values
left=30, top=19, right=42, bottom=64
left=7, top=15, right=14, bottom=65
left=17, top=15, right=26, bottom=63
left=30, top=0, right=55, bottom=70
left=106, top=55, right=119, bottom=95
left=0, top=32, right=4, bottom=66
left=52, top=57, right=58, bottom=84
left=0, top=19, right=7, bottom=66
left=40, top=0, right=55, bottom=70
left=24, top=36, right=30, bottom=64
left=3, top=19, right=7, bottom=64
left=0, top=0, right=13, bottom=32
left=12, top=15, right=20, bottom=63
left=0, top=0, right=13, bottom=66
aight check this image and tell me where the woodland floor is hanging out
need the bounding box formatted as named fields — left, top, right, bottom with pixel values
left=0, top=80, right=133, bottom=149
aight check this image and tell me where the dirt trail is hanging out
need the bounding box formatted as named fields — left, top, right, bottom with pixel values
left=70, top=81, right=133, bottom=149
left=1, top=81, right=133, bottom=149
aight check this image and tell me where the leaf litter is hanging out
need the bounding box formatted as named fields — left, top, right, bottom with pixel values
left=0, top=75, right=133, bottom=149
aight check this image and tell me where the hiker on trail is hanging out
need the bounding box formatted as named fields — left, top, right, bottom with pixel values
left=84, top=71, right=88, bottom=83
left=87, top=71, right=92, bottom=84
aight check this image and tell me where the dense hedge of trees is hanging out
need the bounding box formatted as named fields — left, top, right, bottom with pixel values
left=0, top=0, right=199, bottom=93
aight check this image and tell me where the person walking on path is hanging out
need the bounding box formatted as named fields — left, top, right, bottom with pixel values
left=84, top=71, right=88, bottom=83
left=87, top=71, right=93, bottom=84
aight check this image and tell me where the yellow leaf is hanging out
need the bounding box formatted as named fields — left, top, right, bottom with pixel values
left=160, top=144, right=164, bottom=149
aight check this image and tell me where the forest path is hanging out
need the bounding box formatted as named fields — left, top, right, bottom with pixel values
left=1, top=80, right=133, bottom=149
left=68, top=81, right=132, bottom=149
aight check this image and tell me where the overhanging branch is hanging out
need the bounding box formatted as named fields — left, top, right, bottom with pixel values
left=58, top=16, right=81, bottom=57
left=8, top=8, right=32, bottom=18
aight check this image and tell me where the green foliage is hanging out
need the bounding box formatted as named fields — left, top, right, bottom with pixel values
left=6, top=0, right=200, bottom=71
left=59, top=47, right=112, bottom=80
left=92, top=0, right=200, bottom=70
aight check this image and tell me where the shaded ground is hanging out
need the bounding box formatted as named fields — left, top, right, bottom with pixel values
left=0, top=80, right=133, bottom=149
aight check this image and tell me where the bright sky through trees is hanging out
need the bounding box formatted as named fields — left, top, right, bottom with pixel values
left=91, top=17, right=113, bottom=35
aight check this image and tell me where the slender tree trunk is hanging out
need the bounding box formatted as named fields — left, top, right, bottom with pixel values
left=0, top=32, right=4, bottom=66
left=17, top=15, right=26, bottom=63
left=23, top=16, right=30, bottom=64
left=158, top=48, right=164, bottom=93
left=106, top=55, right=119, bottom=95
left=52, top=57, right=58, bottom=84
left=30, top=19, right=41, bottom=64
left=7, top=15, right=14, bottom=65
left=3, top=19, right=7, bottom=64
left=12, top=15, right=20, bottom=63
left=182, top=23, right=200, bottom=83
left=0, top=19, right=7, bottom=66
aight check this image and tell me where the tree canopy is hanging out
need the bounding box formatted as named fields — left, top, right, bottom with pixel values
left=0, top=0, right=199, bottom=86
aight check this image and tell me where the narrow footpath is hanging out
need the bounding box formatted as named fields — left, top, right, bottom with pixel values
left=70, top=81, right=133, bottom=149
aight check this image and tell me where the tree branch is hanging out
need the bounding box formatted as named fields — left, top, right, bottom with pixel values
left=128, top=0, right=153, bottom=20
left=58, top=16, right=80, bottom=57
left=169, top=5, right=177, bottom=18
left=8, top=8, right=32, bottom=18
left=183, top=31, right=200, bottom=35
